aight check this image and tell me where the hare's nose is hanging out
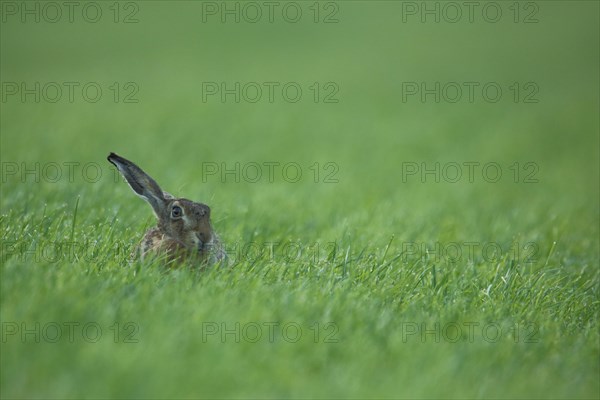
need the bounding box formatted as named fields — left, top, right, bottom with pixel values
left=195, top=233, right=205, bottom=251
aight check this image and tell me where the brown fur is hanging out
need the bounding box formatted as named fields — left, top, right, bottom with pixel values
left=108, top=152, right=225, bottom=266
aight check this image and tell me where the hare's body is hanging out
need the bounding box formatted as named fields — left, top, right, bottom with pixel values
left=138, top=227, right=222, bottom=264
left=108, top=152, right=224, bottom=265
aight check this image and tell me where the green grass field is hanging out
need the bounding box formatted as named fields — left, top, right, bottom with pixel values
left=1, top=1, right=599, bottom=398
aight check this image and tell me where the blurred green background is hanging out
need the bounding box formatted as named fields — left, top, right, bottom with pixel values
left=1, top=1, right=599, bottom=398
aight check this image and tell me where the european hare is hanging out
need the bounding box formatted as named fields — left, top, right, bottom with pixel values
left=107, top=152, right=224, bottom=265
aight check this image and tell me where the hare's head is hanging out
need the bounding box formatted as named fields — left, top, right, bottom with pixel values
left=107, top=152, right=218, bottom=257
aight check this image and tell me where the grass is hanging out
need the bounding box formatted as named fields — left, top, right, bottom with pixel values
left=1, top=1, right=599, bottom=398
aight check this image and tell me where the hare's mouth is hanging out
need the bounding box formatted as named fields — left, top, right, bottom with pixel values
left=194, top=233, right=207, bottom=252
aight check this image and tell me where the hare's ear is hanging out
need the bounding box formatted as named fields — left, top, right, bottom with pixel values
left=107, top=152, right=168, bottom=217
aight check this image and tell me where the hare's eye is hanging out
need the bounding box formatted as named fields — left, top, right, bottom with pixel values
left=171, top=205, right=183, bottom=218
